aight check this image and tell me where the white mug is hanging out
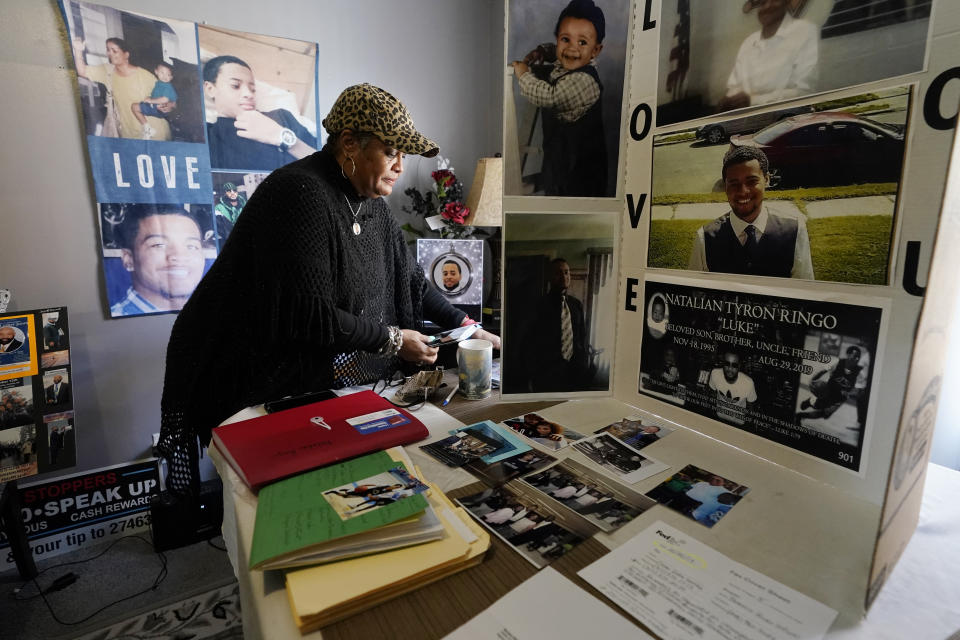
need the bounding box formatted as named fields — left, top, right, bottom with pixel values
left=457, top=339, right=493, bottom=400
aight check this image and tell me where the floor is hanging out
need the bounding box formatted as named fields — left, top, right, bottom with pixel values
left=0, top=533, right=236, bottom=640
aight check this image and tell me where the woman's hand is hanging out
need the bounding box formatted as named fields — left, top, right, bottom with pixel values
left=233, top=110, right=285, bottom=145
left=398, top=329, right=439, bottom=365
left=472, top=327, right=501, bottom=351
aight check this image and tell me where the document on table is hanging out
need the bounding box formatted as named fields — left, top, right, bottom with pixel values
left=444, top=567, right=649, bottom=639
left=579, top=521, right=838, bottom=640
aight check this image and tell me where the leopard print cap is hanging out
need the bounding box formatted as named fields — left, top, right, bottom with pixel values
left=322, top=83, right=439, bottom=158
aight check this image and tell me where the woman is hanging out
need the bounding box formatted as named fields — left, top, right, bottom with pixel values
left=159, top=84, right=499, bottom=494
left=203, top=55, right=318, bottom=171
left=72, top=37, right=173, bottom=140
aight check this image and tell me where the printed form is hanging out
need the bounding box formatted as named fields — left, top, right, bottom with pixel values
left=579, top=521, right=838, bottom=640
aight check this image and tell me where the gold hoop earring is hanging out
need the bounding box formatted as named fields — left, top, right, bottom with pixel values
left=341, top=156, right=357, bottom=179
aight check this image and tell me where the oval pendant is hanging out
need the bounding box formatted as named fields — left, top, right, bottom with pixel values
left=352, top=222, right=361, bottom=235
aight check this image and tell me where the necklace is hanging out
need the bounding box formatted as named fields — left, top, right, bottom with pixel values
left=343, top=195, right=363, bottom=235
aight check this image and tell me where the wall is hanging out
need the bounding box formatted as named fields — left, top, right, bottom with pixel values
left=0, top=0, right=503, bottom=481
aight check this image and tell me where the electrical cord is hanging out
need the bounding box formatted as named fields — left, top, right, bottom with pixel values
left=11, top=534, right=168, bottom=626
left=206, top=535, right=227, bottom=552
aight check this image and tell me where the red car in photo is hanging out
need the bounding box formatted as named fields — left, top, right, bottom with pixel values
left=729, top=112, right=906, bottom=188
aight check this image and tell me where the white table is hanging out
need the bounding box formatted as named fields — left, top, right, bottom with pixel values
left=210, top=394, right=960, bottom=640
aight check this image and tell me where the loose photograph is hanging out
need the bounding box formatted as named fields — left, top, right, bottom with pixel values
left=451, top=421, right=532, bottom=464
left=637, top=276, right=884, bottom=472
left=572, top=433, right=669, bottom=483
left=502, top=212, right=616, bottom=395
left=646, top=464, right=750, bottom=528
left=521, top=459, right=655, bottom=532
left=649, top=87, right=910, bottom=285
left=420, top=431, right=504, bottom=467
left=322, top=467, right=428, bottom=521
left=506, top=0, right=630, bottom=197
left=456, top=486, right=588, bottom=568
left=198, top=25, right=319, bottom=172
left=464, top=449, right=557, bottom=486
left=64, top=1, right=205, bottom=142
left=503, top=412, right=589, bottom=451
left=99, top=202, right=216, bottom=317
left=656, top=0, right=931, bottom=126
left=594, top=413, right=674, bottom=450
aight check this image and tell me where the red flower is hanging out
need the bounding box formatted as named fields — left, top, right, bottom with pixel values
left=431, top=169, right=456, bottom=188
left=441, top=202, right=469, bottom=224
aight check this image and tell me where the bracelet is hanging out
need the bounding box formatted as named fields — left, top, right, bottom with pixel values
left=378, top=325, right=403, bottom=357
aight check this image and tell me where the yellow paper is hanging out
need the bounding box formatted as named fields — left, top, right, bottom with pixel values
left=286, top=483, right=488, bottom=622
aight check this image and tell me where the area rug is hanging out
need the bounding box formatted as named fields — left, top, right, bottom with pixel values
left=74, top=580, right=243, bottom=640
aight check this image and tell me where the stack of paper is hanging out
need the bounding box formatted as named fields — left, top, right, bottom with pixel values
left=285, top=478, right=489, bottom=633
left=244, top=444, right=490, bottom=632
left=250, top=448, right=444, bottom=570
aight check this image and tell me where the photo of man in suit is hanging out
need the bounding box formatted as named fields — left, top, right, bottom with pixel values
left=49, top=426, right=65, bottom=464
left=688, top=146, right=813, bottom=279
left=0, top=326, right=23, bottom=353
left=45, top=374, right=71, bottom=407
left=531, top=258, right=589, bottom=391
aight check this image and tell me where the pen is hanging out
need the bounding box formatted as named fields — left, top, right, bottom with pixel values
left=442, top=384, right=458, bottom=407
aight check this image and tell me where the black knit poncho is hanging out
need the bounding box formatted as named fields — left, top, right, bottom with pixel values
left=157, top=148, right=464, bottom=493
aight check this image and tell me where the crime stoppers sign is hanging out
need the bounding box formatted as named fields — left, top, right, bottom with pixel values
left=0, top=459, right=159, bottom=571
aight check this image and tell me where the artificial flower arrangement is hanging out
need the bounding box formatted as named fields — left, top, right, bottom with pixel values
left=402, top=167, right=475, bottom=239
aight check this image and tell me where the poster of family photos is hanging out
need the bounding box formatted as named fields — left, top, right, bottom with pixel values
left=0, top=307, right=76, bottom=482
left=638, top=275, right=886, bottom=473
left=59, top=1, right=319, bottom=317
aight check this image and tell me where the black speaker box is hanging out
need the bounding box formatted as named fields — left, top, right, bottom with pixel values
left=149, top=478, right=223, bottom=551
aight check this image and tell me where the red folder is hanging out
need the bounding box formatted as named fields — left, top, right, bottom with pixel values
left=211, top=390, right=428, bottom=492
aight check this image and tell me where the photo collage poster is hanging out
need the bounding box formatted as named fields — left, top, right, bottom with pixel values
left=499, top=0, right=633, bottom=398
left=59, top=1, right=319, bottom=317
left=0, top=307, right=75, bottom=482
left=609, top=0, right=952, bottom=484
